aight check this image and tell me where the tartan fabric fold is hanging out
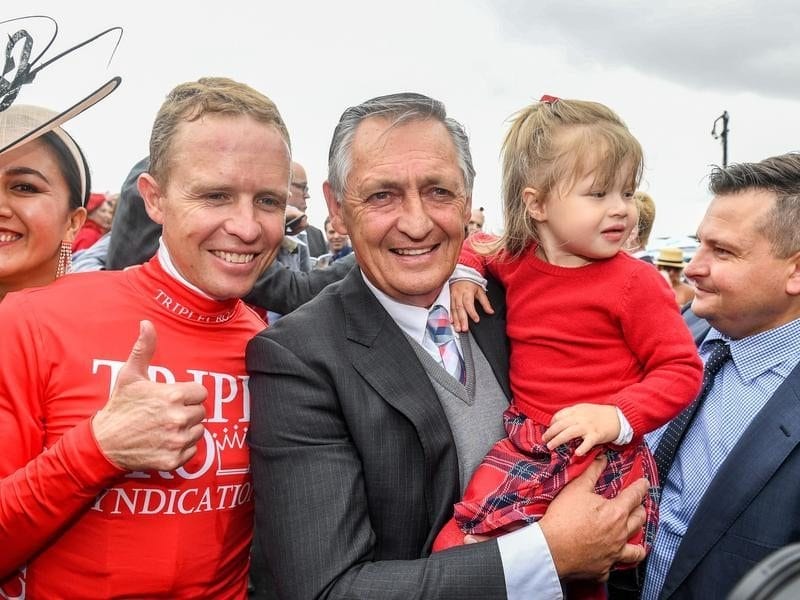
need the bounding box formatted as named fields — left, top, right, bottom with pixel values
left=448, top=406, right=659, bottom=558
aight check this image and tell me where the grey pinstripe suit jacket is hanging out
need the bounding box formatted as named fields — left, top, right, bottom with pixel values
left=247, top=268, right=514, bottom=599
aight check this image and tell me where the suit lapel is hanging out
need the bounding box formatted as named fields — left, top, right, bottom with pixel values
left=680, top=306, right=711, bottom=346
left=338, top=270, right=461, bottom=534
left=470, top=276, right=511, bottom=399
left=661, top=363, right=800, bottom=597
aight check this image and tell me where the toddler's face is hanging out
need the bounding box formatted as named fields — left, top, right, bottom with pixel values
left=528, top=167, right=637, bottom=267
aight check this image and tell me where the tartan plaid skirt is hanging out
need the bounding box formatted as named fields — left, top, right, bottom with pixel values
left=434, top=405, right=660, bottom=556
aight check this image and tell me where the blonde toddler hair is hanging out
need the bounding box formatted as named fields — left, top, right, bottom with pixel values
left=494, top=96, right=643, bottom=257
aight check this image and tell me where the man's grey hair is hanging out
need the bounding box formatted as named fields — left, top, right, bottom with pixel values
left=709, top=152, right=800, bottom=258
left=327, top=92, right=476, bottom=199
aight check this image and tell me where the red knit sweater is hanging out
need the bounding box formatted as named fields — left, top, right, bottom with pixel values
left=0, top=257, right=265, bottom=599
left=460, top=238, right=702, bottom=437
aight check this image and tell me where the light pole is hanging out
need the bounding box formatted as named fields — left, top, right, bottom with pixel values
left=711, top=111, right=730, bottom=167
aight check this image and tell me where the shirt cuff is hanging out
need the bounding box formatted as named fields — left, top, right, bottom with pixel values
left=497, top=523, right=563, bottom=600
left=614, top=407, right=633, bottom=445
left=450, top=264, right=488, bottom=291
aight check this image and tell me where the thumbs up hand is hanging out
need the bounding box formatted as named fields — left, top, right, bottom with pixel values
left=92, top=320, right=208, bottom=472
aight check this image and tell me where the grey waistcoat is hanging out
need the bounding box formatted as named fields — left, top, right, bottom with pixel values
left=408, top=332, right=509, bottom=493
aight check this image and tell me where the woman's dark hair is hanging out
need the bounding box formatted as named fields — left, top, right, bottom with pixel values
left=39, top=130, right=91, bottom=210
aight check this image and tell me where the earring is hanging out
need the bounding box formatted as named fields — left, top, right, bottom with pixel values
left=56, top=241, right=72, bottom=278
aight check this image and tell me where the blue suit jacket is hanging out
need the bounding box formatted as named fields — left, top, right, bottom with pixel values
left=658, top=308, right=800, bottom=598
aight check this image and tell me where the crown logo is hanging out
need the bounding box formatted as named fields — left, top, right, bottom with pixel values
left=213, top=425, right=250, bottom=476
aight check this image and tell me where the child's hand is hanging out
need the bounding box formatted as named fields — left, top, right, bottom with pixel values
left=450, top=280, right=494, bottom=333
left=543, top=404, right=621, bottom=457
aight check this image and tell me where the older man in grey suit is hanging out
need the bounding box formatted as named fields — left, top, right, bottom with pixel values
left=247, top=93, right=649, bottom=599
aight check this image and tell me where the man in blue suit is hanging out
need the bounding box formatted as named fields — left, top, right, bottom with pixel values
left=632, top=153, right=800, bottom=598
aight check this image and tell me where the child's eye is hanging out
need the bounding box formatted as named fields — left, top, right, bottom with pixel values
left=590, top=191, right=606, bottom=198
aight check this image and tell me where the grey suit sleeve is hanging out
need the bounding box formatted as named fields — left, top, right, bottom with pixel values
left=244, top=253, right=355, bottom=314
left=306, top=224, right=328, bottom=258
left=106, top=156, right=162, bottom=270
left=246, top=332, right=508, bottom=600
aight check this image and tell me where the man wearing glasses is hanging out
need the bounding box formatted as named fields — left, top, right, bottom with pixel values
left=289, top=161, right=327, bottom=257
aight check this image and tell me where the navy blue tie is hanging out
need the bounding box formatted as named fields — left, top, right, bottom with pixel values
left=653, top=340, right=732, bottom=482
left=606, top=340, right=733, bottom=599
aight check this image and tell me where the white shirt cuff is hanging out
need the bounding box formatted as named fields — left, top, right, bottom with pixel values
left=614, top=407, right=633, bottom=445
left=497, top=523, right=563, bottom=600
left=450, top=264, right=488, bottom=291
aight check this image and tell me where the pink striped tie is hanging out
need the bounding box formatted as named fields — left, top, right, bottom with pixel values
left=426, top=305, right=466, bottom=385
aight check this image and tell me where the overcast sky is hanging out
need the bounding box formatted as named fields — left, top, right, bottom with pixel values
left=12, top=0, right=800, bottom=240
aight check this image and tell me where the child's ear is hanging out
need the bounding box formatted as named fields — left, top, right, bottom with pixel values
left=523, top=187, right=546, bottom=222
